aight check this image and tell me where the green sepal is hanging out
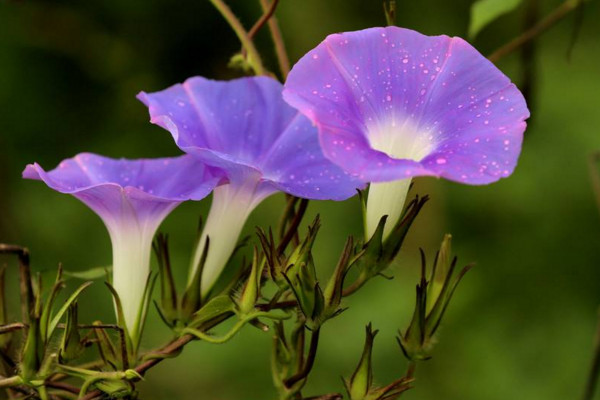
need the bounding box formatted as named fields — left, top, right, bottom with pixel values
left=48, top=281, right=93, bottom=340
left=20, top=313, right=42, bottom=381
left=104, top=282, right=133, bottom=365
left=93, top=321, right=119, bottom=370
left=397, top=235, right=473, bottom=362
left=131, top=272, right=157, bottom=352
left=342, top=215, right=385, bottom=294
left=257, top=228, right=287, bottom=289
left=322, top=237, right=353, bottom=319
left=181, top=237, right=210, bottom=322
left=237, top=247, right=265, bottom=316
left=283, top=260, right=323, bottom=329
left=188, top=295, right=235, bottom=329
left=425, top=260, right=474, bottom=336
left=59, top=302, right=84, bottom=363
left=347, top=195, right=429, bottom=295
left=345, top=324, right=377, bottom=400
left=153, top=233, right=178, bottom=327
left=286, top=216, right=320, bottom=276
left=39, top=264, right=65, bottom=344
left=21, top=274, right=43, bottom=381
left=426, top=234, right=452, bottom=314
left=381, top=195, right=429, bottom=262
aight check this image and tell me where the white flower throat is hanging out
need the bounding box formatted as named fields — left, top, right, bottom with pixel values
left=366, top=117, right=433, bottom=240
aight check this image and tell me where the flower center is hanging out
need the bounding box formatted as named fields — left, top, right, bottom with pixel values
left=368, top=117, right=433, bottom=161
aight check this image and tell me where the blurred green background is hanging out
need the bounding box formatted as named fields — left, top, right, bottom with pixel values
left=1, top=0, right=600, bottom=399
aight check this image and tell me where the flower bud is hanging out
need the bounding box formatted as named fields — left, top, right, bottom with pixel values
left=59, top=302, right=84, bottom=363
left=236, top=247, right=264, bottom=316
left=398, top=236, right=473, bottom=361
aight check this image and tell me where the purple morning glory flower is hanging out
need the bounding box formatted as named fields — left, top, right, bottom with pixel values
left=138, top=76, right=364, bottom=294
left=23, top=153, right=219, bottom=338
left=283, top=27, right=529, bottom=239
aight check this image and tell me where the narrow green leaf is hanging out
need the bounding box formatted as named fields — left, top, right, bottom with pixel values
left=63, top=266, right=111, bottom=281
left=104, top=282, right=129, bottom=339
left=131, top=272, right=157, bottom=350
left=40, top=275, right=65, bottom=343
left=189, top=295, right=235, bottom=328
left=48, top=281, right=93, bottom=338
left=469, top=0, right=523, bottom=39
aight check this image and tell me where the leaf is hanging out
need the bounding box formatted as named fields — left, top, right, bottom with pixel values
left=469, top=0, right=523, bottom=39
left=189, top=295, right=235, bottom=328
left=48, top=281, right=93, bottom=338
left=63, top=266, right=111, bottom=280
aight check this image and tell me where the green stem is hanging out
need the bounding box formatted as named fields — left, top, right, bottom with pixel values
left=259, top=0, right=290, bottom=78
left=209, top=0, right=266, bottom=75
left=405, top=361, right=416, bottom=380
left=0, top=376, right=22, bottom=388
left=183, top=311, right=288, bottom=344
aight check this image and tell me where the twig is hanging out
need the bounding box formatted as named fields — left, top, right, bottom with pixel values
left=44, top=381, right=80, bottom=395
left=259, top=0, right=290, bottom=78
left=209, top=0, right=266, bottom=75
left=77, top=334, right=195, bottom=400
left=0, top=244, right=33, bottom=323
left=0, top=323, right=26, bottom=334
left=488, top=0, right=580, bottom=63
left=248, top=0, right=279, bottom=41
left=277, top=199, right=309, bottom=255
left=405, top=361, right=416, bottom=380
left=0, top=376, right=21, bottom=388
left=285, top=328, right=320, bottom=388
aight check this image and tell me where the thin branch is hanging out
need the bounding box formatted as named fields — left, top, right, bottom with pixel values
left=77, top=334, right=195, bottom=400
left=488, top=0, right=580, bottom=63
left=209, top=0, right=266, bottom=75
left=248, top=0, right=279, bottom=40
left=259, top=0, right=290, bottom=78
left=44, top=382, right=80, bottom=395
left=0, top=323, right=26, bottom=334
left=0, top=244, right=33, bottom=323
left=0, top=376, right=21, bottom=388
left=285, top=328, right=320, bottom=388
left=277, top=199, right=309, bottom=255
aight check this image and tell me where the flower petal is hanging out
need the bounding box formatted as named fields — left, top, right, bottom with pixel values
left=261, top=113, right=365, bottom=200
left=23, top=153, right=219, bottom=333
left=283, top=26, right=529, bottom=184
left=139, top=76, right=365, bottom=199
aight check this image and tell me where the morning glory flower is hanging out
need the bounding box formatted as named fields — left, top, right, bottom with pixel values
left=138, top=76, right=364, bottom=294
left=23, top=153, right=219, bottom=339
left=283, top=27, right=529, bottom=239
